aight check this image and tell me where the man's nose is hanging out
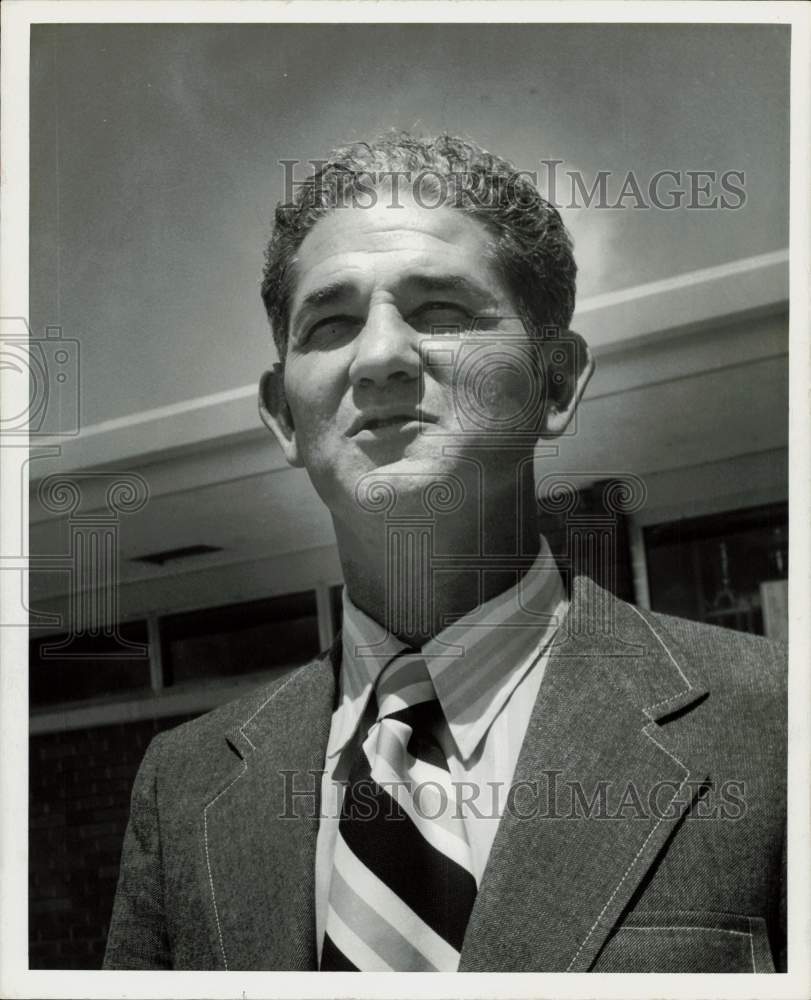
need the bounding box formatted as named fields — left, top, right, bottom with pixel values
left=348, top=304, right=420, bottom=389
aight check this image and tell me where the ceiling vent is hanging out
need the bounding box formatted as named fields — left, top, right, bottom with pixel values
left=131, top=544, right=223, bottom=567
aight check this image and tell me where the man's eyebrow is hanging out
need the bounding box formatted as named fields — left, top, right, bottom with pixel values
left=294, top=280, right=357, bottom=320
left=405, top=274, right=499, bottom=307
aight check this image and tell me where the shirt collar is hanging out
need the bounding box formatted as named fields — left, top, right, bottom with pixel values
left=325, top=596, right=408, bottom=758
left=330, top=536, right=567, bottom=761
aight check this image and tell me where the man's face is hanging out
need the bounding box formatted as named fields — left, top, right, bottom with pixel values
left=273, top=195, right=548, bottom=521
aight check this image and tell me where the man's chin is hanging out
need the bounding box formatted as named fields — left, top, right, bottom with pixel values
left=309, top=441, right=474, bottom=519
left=347, top=453, right=469, bottom=518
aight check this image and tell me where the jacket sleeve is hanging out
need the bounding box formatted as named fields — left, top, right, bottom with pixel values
left=103, top=733, right=172, bottom=969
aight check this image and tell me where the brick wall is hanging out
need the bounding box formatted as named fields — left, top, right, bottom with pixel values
left=29, top=713, right=197, bottom=969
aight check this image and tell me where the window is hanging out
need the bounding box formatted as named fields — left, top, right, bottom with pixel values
left=29, top=622, right=151, bottom=707
left=29, top=589, right=330, bottom=714
left=160, top=590, right=321, bottom=685
left=644, top=502, right=788, bottom=636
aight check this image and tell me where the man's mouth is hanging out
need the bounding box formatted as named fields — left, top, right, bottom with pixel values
left=363, top=415, right=416, bottom=431
left=348, top=410, right=439, bottom=437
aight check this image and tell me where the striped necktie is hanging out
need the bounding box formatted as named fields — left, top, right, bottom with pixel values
left=320, top=655, right=477, bottom=971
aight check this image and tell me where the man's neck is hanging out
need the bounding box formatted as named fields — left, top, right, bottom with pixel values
left=334, top=480, right=542, bottom=647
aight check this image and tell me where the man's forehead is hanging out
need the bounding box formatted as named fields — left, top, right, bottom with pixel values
left=291, top=199, right=499, bottom=307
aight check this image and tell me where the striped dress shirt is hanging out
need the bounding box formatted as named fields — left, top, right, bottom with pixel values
left=314, top=536, right=568, bottom=959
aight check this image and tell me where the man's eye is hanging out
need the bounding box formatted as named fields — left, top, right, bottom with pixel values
left=302, top=316, right=361, bottom=346
left=410, top=302, right=473, bottom=333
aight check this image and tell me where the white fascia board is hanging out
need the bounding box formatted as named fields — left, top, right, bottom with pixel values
left=574, top=248, right=788, bottom=354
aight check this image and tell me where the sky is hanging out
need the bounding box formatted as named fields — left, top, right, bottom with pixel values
left=29, top=22, right=789, bottom=426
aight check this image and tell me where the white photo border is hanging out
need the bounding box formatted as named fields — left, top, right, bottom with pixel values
left=2, top=2, right=809, bottom=998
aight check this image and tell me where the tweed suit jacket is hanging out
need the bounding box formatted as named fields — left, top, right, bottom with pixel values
left=103, top=577, right=787, bottom=973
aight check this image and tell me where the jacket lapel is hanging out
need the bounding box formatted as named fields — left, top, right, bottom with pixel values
left=460, top=576, right=711, bottom=972
left=201, top=642, right=339, bottom=970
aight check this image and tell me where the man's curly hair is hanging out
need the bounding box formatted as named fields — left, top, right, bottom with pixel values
left=261, top=132, right=577, bottom=360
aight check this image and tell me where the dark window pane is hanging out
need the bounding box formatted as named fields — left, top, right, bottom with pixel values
left=161, top=591, right=320, bottom=684
left=30, top=621, right=151, bottom=707
left=644, top=502, right=788, bottom=636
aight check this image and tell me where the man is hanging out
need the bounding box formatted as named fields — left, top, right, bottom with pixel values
left=104, top=134, right=786, bottom=973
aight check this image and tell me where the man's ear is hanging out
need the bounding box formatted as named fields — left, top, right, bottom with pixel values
left=538, top=330, right=595, bottom=438
left=258, top=364, right=303, bottom=467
